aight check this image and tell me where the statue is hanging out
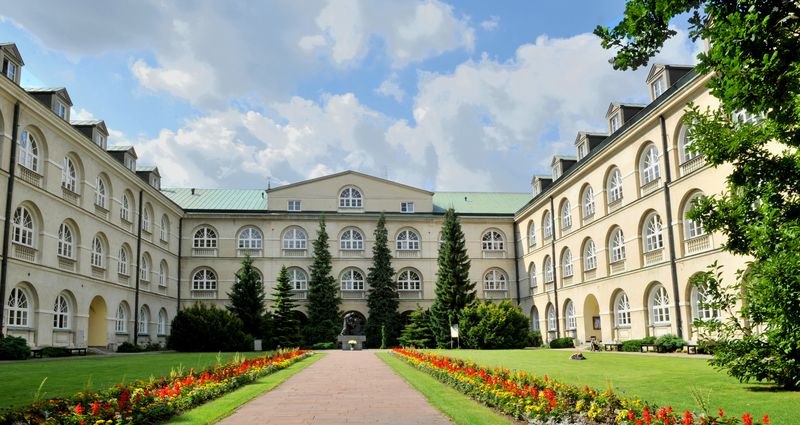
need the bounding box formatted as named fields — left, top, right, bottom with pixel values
left=340, top=312, right=363, bottom=336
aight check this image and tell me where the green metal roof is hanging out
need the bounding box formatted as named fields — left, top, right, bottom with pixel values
left=161, top=188, right=267, bottom=210
left=433, top=192, right=531, bottom=215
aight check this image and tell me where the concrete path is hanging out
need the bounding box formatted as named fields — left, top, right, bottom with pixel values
left=218, top=350, right=452, bottom=425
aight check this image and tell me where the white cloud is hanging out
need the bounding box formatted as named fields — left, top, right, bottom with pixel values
left=71, top=107, right=96, bottom=121
left=480, top=16, right=500, bottom=31
left=376, top=74, right=406, bottom=102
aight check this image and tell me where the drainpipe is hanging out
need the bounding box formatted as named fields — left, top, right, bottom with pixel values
left=512, top=218, right=522, bottom=305
left=133, top=190, right=144, bottom=344
left=549, top=196, right=560, bottom=339
left=176, top=217, right=183, bottom=311
left=659, top=115, right=684, bottom=338
left=0, top=102, right=20, bottom=336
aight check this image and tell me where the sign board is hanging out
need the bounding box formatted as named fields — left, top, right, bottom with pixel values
left=450, top=324, right=459, bottom=338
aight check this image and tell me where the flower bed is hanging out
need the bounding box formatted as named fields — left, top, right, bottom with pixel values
left=0, top=349, right=312, bottom=425
left=391, top=348, right=769, bottom=425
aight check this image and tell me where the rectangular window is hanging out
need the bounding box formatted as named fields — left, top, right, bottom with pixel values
left=126, top=157, right=135, bottom=171
left=95, top=134, right=106, bottom=149
left=56, top=102, right=67, bottom=119
left=552, top=164, right=561, bottom=179
left=288, top=200, right=301, bottom=211
left=400, top=202, right=414, bottom=213
left=5, top=60, right=17, bottom=81
left=610, top=114, right=621, bottom=132
left=577, top=142, right=587, bottom=160
left=652, top=78, right=666, bottom=98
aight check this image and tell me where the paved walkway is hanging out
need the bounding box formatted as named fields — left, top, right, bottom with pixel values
left=218, top=350, right=452, bottom=425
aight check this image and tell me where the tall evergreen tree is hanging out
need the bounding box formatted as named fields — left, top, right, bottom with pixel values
left=365, top=213, right=400, bottom=348
left=226, top=255, right=266, bottom=338
left=398, top=306, right=435, bottom=348
left=304, top=216, right=342, bottom=345
left=271, top=265, right=302, bottom=348
left=430, top=208, right=476, bottom=348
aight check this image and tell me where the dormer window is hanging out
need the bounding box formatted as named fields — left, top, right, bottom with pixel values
left=150, top=176, right=160, bottom=189
left=652, top=78, right=666, bottom=98
left=577, top=142, right=588, bottom=160
left=288, top=200, right=301, bottom=211
left=95, top=133, right=106, bottom=149
left=339, top=186, right=363, bottom=208
left=56, top=101, right=67, bottom=119
left=532, top=181, right=541, bottom=197
left=126, top=156, right=135, bottom=171
left=552, top=163, right=562, bottom=180
left=400, top=202, right=415, bottom=213
left=4, top=60, right=16, bottom=81
left=609, top=114, right=621, bottom=133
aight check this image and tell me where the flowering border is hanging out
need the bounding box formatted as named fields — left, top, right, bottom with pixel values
left=391, top=348, right=769, bottom=425
left=0, top=349, right=312, bottom=425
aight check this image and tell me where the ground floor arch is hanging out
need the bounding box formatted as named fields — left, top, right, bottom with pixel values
left=582, top=294, right=600, bottom=342
left=88, top=295, right=108, bottom=347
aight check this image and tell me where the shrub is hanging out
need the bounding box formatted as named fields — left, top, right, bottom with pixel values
left=459, top=301, right=530, bottom=349
left=168, top=303, right=254, bottom=352
left=117, top=341, right=144, bottom=353
left=642, top=336, right=657, bottom=344
left=398, top=306, right=436, bottom=348
left=309, top=342, right=335, bottom=350
left=656, top=334, right=687, bottom=352
left=528, top=331, right=543, bottom=347
left=548, top=337, right=575, bottom=349
left=41, top=346, right=72, bottom=357
left=621, top=339, right=643, bottom=352
left=0, top=336, right=30, bottom=360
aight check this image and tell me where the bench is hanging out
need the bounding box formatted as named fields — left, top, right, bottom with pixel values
left=69, top=347, right=88, bottom=356
left=603, top=343, right=623, bottom=351
left=29, top=347, right=87, bottom=358
left=30, top=348, right=43, bottom=358
left=640, top=343, right=665, bottom=353
left=685, top=344, right=699, bottom=354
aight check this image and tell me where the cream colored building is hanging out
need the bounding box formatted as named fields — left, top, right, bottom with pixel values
left=0, top=42, right=745, bottom=349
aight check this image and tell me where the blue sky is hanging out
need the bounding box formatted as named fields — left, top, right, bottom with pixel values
left=0, top=1, right=698, bottom=192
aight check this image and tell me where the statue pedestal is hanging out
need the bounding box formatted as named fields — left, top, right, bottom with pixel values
left=337, top=335, right=366, bottom=351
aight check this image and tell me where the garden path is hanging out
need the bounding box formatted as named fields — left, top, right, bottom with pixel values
left=217, top=350, right=452, bottom=424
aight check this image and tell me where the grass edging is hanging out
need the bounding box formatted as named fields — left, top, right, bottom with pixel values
left=166, top=353, right=324, bottom=424
left=376, top=352, right=514, bottom=425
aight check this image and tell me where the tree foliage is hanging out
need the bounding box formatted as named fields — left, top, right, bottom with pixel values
left=168, top=303, right=253, bottom=352
left=304, top=216, right=342, bottom=345
left=430, top=208, right=476, bottom=348
left=398, top=306, right=436, bottom=348
left=597, top=0, right=800, bottom=388
left=226, top=255, right=266, bottom=338
left=365, top=213, right=400, bottom=348
left=459, top=301, right=531, bottom=349
left=271, top=265, right=302, bottom=348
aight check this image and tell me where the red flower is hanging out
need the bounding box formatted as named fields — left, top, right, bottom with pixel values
left=762, top=414, right=770, bottom=424
left=629, top=410, right=636, bottom=421
left=742, top=413, right=753, bottom=425
left=683, top=410, right=693, bottom=425
left=91, top=400, right=100, bottom=415
left=74, top=404, right=83, bottom=415
left=718, top=408, right=724, bottom=417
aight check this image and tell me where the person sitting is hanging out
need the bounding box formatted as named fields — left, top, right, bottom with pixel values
left=590, top=338, right=600, bottom=352
left=570, top=352, right=586, bottom=360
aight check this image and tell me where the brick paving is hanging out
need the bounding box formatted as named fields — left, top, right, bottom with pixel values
left=217, top=350, right=452, bottom=424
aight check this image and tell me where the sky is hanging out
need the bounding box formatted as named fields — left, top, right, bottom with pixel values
left=0, top=1, right=700, bottom=192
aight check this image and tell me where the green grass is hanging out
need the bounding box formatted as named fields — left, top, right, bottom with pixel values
left=0, top=352, right=272, bottom=409
left=431, top=349, right=797, bottom=424
left=377, top=352, right=514, bottom=425
left=165, top=353, right=323, bottom=424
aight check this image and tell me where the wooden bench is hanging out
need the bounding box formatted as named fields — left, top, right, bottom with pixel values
left=603, top=343, right=623, bottom=351
left=30, top=348, right=43, bottom=358
left=685, top=344, right=699, bottom=354
left=640, top=343, right=665, bottom=353
left=29, top=347, right=87, bottom=358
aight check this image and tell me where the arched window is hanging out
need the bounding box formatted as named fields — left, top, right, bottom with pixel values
left=282, top=227, right=306, bottom=250
left=684, top=194, right=705, bottom=239
left=607, top=168, right=623, bottom=205
left=115, top=303, right=128, bottom=333
left=341, top=268, right=365, bottom=291
left=643, top=213, right=664, bottom=252
left=140, top=254, right=150, bottom=281
left=527, top=222, right=536, bottom=247
left=339, top=186, right=363, bottom=208
left=61, top=157, right=78, bottom=192
left=396, top=229, right=420, bottom=250
left=481, top=230, right=504, bottom=251
left=160, top=215, right=170, bottom=242
left=120, top=193, right=131, bottom=222
left=561, top=248, right=573, bottom=277
left=18, top=130, right=40, bottom=171
left=614, top=292, right=631, bottom=327
left=639, top=145, right=661, bottom=185
left=193, top=227, right=217, bottom=248
left=239, top=227, right=264, bottom=249
left=138, top=306, right=149, bottom=335
left=678, top=124, right=700, bottom=163
left=397, top=269, right=422, bottom=291
left=192, top=268, right=217, bottom=290
left=340, top=228, right=364, bottom=250
left=542, top=211, right=553, bottom=240
left=560, top=200, right=572, bottom=231
left=649, top=285, right=671, bottom=325
left=546, top=304, right=557, bottom=332
left=288, top=267, right=308, bottom=291
left=7, top=287, right=29, bottom=327
left=12, top=207, right=34, bottom=247
left=53, top=294, right=70, bottom=329
left=565, top=301, right=576, bottom=330
left=530, top=306, right=540, bottom=331
left=57, top=222, right=74, bottom=259
left=543, top=256, right=554, bottom=283
left=91, top=236, right=105, bottom=268
left=529, top=263, right=537, bottom=291
left=582, top=185, right=595, bottom=219
left=483, top=268, right=507, bottom=290
left=118, top=246, right=130, bottom=275
left=95, top=176, right=107, bottom=208
left=159, top=261, right=168, bottom=287
left=142, top=206, right=152, bottom=233
left=692, top=283, right=718, bottom=321
left=609, top=228, right=626, bottom=262
left=583, top=239, right=597, bottom=271
left=157, top=309, right=168, bottom=335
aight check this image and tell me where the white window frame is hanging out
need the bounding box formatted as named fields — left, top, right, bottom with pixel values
left=615, top=292, right=631, bottom=327
left=577, top=142, right=588, bottom=160
left=159, top=261, right=167, bottom=287
left=95, top=177, right=107, bottom=208
left=193, top=227, right=217, bottom=249
left=61, top=157, right=78, bottom=193
left=397, top=269, right=422, bottom=291
left=483, top=268, right=507, bottom=291
left=542, top=211, right=553, bottom=240
left=561, top=249, right=573, bottom=277
left=289, top=267, right=308, bottom=291
left=684, top=195, right=705, bottom=239
left=547, top=305, right=557, bottom=331
left=53, top=294, right=70, bottom=330
left=18, top=130, right=39, bottom=172
left=400, top=202, right=415, bottom=213
left=56, top=101, right=67, bottom=119
left=140, top=255, right=150, bottom=281
left=118, top=247, right=129, bottom=276
left=543, top=256, right=554, bottom=283
left=91, top=236, right=104, bottom=268
left=527, top=222, right=536, bottom=247
left=610, top=228, right=626, bottom=262
left=679, top=124, right=700, bottom=164
left=160, top=215, right=169, bottom=242
left=339, top=187, right=363, bottom=208
left=115, top=304, right=128, bottom=333
left=650, top=286, right=671, bottom=325
left=582, top=186, right=595, bottom=218
left=610, top=113, right=621, bottom=132
left=528, top=264, right=537, bottom=291
left=95, top=133, right=106, bottom=149
left=340, top=228, right=364, bottom=250
left=583, top=239, right=597, bottom=271
left=607, top=168, right=623, bottom=204
left=341, top=268, right=365, bottom=291
left=565, top=301, right=576, bottom=330
left=282, top=227, right=307, bottom=250
left=481, top=230, right=505, bottom=251
left=6, top=60, right=17, bottom=81
left=396, top=229, right=420, bottom=250
left=640, top=145, right=661, bottom=185
left=692, top=283, right=718, bottom=321
left=142, top=207, right=151, bottom=233
left=192, top=269, right=217, bottom=290
left=644, top=214, right=664, bottom=252
left=239, top=227, right=264, bottom=249
left=138, top=306, right=149, bottom=335
left=560, top=201, right=572, bottom=231
left=288, top=200, right=301, bottom=211
left=57, top=222, right=74, bottom=259
left=7, top=287, right=29, bottom=327
left=652, top=78, right=666, bottom=98
left=120, top=194, right=131, bottom=222
left=157, top=309, right=168, bottom=335
left=12, top=207, right=34, bottom=247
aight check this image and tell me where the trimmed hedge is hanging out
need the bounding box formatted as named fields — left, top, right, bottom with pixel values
left=168, top=303, right=254, bottom=352
left=0, top=336, right=30, bottom=360
left=656, top=334, right=687, bottom=352
left=459, top=301, right=531, bottom=349
left=548, top=337, right=575, bottom=349
left=621, top=336, right=658, bottom=352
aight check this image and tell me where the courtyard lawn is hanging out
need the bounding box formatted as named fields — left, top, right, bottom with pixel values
left=431, top=349, right=795, bottom=424
left=0, top=352, right=271, bottom=409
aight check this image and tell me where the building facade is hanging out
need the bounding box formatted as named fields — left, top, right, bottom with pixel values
left=0, top=42, right=743, bottom=349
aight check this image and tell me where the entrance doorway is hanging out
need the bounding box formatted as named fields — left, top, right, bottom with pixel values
left=583, top=294, right=601, bottom=341
left=88, top=296, right=108, bottom=347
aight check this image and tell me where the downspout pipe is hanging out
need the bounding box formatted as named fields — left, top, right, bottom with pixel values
left=659, top=115, right=684, bottom=338
left=512, top=218, right=522, bottom=305
left=549, top=196, right=560, bottom=339
left=176, top=217, right=183, bottom=311
left=133, top=190, right=144, bottom=344
left=0, top=102, right=20, bottom=336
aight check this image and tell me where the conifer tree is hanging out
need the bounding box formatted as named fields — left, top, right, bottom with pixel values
left=365, top=213, right=400, bottom=348
left=430, top=208, right=476, bottom=348
left=271, top=265, right=302, bottom=348
left=226, top=255, right=266, bottom=338
left=398, top=306, right=435, bottom=348
left=304, top=216, right=342, bottom=344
